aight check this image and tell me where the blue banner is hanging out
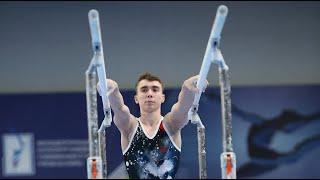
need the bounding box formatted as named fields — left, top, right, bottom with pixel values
left=1, top=85, right=320, bottom=178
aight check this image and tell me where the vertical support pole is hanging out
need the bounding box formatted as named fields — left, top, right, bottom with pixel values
left=197, top=123, right=207, bottom=179
left=98, top=130, right=107, bottom=179
left=86, top=67, right=103, bottom=179
left=219, top=67, right=236, bottom=179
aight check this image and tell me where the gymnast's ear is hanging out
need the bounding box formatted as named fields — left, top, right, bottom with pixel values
left=161, top=94, right=165, bottom=103
left=134, top=95, right=138, bottom=104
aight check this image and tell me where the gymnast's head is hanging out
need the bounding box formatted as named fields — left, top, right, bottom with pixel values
left=134, top=72, right=165, bottom=111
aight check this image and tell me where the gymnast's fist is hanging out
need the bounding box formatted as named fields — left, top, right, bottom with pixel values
left=183, top=75, right=209, bottom=94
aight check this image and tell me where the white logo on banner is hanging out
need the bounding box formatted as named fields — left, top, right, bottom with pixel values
left=2, top=133, right=35, bottom=176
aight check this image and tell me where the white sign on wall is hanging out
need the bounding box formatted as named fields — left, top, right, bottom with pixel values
left=2, top=133, right=35, bottom=176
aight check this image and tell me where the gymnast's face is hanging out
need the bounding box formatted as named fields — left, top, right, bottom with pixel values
left=135, top=80, right=165, bottom=113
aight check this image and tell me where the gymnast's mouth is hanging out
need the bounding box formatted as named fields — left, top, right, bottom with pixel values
left=145, top=101, right=155, bottom=104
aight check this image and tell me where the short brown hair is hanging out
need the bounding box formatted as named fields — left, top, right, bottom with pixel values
left=135, top=72, right=164, bottom=92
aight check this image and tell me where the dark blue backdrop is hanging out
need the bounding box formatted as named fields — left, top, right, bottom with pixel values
left=1, top=85, right=320, bottom=178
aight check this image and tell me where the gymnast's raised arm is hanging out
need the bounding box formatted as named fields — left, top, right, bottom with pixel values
left=102, top=79, right=136, bottom=134
left=164, top=75, right=207, bottom=133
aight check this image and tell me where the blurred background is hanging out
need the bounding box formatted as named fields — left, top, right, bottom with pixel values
left=1, top=1, right=320, bottom=179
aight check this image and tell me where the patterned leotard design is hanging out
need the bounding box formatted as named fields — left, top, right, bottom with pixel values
left=123, top=118, right=181, bottom=179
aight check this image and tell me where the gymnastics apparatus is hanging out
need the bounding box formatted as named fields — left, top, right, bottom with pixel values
left=85, top=5, right=236, bottom=179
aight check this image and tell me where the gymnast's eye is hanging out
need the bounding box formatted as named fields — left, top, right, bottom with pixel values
left=140, top=87, right=148, bottom=93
